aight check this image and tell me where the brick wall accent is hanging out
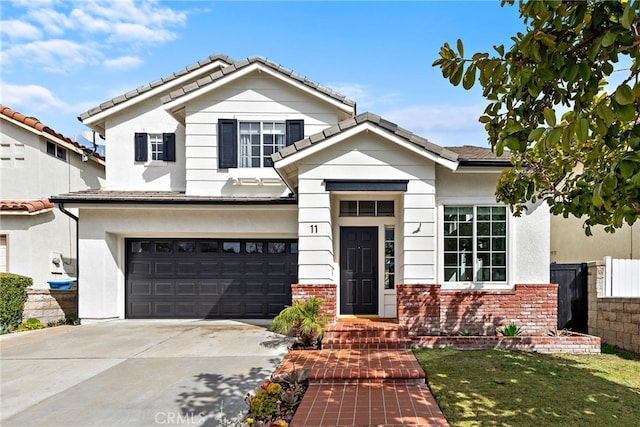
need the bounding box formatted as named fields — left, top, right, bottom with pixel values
left=588, top=261, right=640, bottom=353
left=396, top=284, right=441, bottom=335
left=413, top=333, right=601, bottom=354
left=397, top=284, right=558, bottom=336
left=292, top=284, right=337, bottom=321
left=22, top=288, right=76, bottom=324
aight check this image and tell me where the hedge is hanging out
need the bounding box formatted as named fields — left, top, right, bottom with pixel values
left=1, top=273, right=31, bottom=331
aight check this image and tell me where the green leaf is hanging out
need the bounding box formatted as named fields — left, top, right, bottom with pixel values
left=601, top=31, right=617, bottom=47
left=528, top=127, right=546, bottom=142
left=603, top=174, right=618, bottom=194
left=620, top=160, right=635, bottom=179
left=592, top=183, right=604, bottom=207
left=543, top=108, right=556, bottom=127
left=457, top=39, right=464, bottom=57
left=450, top=62, right=464, bottom=86
left=575, top=118, right=589, bottom=143
left=614, top=84, right=634, bottom=105
left=494, top=44, right=505, bottom=56
left=596, top=103, right=616, bottom=126
left=621, top=1, right=636, bottom=29
left=463, top=64, right=476, bottom=90
left=546, top=127, right=562, bottom=145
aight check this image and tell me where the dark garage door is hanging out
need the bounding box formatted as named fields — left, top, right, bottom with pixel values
left=126, top=238, right=297, bottom=319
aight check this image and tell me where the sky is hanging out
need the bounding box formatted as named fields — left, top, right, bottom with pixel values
left=0, top=0, right=526, bottom=149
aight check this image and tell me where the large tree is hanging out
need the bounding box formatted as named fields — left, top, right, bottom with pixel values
left=434, top=0, right=640, bottom=234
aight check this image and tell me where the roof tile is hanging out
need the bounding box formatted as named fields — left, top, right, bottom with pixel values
left=0, top=199, right=54, bottom=213
left=0, top=104, right=105, bottom=162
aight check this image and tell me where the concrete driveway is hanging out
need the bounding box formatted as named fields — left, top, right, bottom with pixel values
left=0, top=320, right=293, bottom=427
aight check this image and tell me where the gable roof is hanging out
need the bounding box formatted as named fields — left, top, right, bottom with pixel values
left=161, top=56, right=356, bottom=115
left=78, top=54, right=234, bottom=125
left=0, top=105, right=105, bottom=165
left=273, top=112, right=459, bottom=163
left=271, top=112, right=461, bottom=191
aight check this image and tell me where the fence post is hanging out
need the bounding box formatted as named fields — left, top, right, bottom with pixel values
left=604, top=256, right=612, bottom=297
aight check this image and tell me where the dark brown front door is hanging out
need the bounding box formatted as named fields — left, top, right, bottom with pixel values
left=340, top=227, right=378, bottom=315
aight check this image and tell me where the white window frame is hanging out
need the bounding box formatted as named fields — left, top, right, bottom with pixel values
left=148, top=133, right=164, bottom=161
left=238, top=121, right=286, bottom=168
left=437, top=200, right=513, bottom=290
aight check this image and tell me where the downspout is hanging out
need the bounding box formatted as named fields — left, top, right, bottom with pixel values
left=58, top=203, right=80, bottom=324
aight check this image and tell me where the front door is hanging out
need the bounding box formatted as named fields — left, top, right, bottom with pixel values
left=340, top=227, right=378, bottom=315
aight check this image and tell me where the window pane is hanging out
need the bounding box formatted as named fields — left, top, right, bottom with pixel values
left=492, top=238, right=506, bottom=251
left=492, top=253, right=506, bottom=267
left=340, top=201, right=358, bottom=216
left=290, top=242, right=298, bottom=254
left=131, top=242, right=150, bottom=253
left=359, top=201, right=375, bottom=216
left=47, top=142, right=56, bottom=155
left=492, top=207, right=507, bottom=220
left=459, top=238, right=472, bottom=251
left=477, top=237, right=490, bottom=251
left=493, top=268, right=507, bottom=281
left=459, top=222, right=473, bottom=236
left=223, top=242, right=240, bottom=253
left=477, top=206, right=491, bottom=220
left=444, top=238, right=457, bottom=251
left=492, top=222, right=506, bottom=236
left=177, top=242, right=196, bottom=253
left=444, top=253, right=458, bottom=266
left=268, top=242, right=286, bottom=254
left=155, top=242, right=172, bottom=253
left=200, top=241, right=218, bottom=253
left=246, top=242, right=263, bottom=254
left=377, top=201, right=395, bottom=216
left=477, top=221, right=490, bottom=236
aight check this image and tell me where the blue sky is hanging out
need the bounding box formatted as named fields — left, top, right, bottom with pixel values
left=0, top=0, right=525, bottom=148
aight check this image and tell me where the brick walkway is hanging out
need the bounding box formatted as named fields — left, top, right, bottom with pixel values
left=272, top=322, right=449, bottom=427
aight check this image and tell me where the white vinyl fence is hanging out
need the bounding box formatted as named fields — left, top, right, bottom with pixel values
left=604, top=257, right=640, bottom=297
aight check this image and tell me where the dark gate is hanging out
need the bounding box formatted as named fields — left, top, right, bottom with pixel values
left=550, top=263, right=588, bottom=332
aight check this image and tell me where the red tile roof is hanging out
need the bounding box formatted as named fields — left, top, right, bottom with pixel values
left=0, top=199, right=55, bottom=213
left=0, top=105, right=105, bottom=162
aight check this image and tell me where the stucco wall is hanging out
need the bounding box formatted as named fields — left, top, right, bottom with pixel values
left=1, top=118, right=105, bottom=288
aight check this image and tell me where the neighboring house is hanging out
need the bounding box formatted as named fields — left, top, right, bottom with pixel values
left=51, top=54, right=553, bottom=335
left=0, top=105, right=105, bottom=287
left=550, top=216, right=638, bottom=263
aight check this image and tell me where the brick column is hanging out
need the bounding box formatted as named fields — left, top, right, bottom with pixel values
left=291, top=284, right=337, bottom=321
left=396, top=284, right=441, bottom=336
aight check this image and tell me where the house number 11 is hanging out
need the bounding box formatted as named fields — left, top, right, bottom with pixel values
left=310, top=224, right=318, bottom=234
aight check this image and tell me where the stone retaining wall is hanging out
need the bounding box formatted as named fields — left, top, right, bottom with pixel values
left=22, top=287, right=77, bottom=324
left=588, top=261, right=640, bottom=353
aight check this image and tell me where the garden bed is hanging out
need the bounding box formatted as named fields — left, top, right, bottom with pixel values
left=412, top=332, right=601, bottom=354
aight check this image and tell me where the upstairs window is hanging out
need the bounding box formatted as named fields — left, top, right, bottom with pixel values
left=134, top=133, right=176, bottom=162
left=218, top=119, right=304, bottom=169
left=443, top=206, right=507, bottom=283
left=46, top=141, right=67, bottom=161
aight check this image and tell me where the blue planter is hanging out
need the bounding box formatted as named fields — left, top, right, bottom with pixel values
left=48, top=279, right=76, bottom=290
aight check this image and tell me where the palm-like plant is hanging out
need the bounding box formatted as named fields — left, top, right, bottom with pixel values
left=271, top=297, right=330, bottom=348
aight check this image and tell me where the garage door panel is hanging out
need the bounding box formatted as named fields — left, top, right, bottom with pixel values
left=199, top=282, right=219, bottom=295
left=155, top=262, right=174, bottom=274
left=126, top=238, right=296, bottom=319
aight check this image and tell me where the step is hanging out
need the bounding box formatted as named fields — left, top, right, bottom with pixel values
left=322, top=337, right=413, bottom=350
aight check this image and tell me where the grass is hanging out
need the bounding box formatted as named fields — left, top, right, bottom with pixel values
left=414, top=344, right=640, bottom=427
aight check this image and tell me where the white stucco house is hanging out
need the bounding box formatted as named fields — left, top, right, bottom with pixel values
left=52, top=54, right=556, bottom=335
left=1, top=105, right=105, bottom=288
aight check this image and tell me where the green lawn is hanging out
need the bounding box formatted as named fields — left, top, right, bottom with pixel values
left=413, top=345, right=640, bottom=427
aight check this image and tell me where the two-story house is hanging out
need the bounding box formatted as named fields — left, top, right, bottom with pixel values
left=1, top=105, right=105, bottom=288
left=51, top=54, right=555, bottom=335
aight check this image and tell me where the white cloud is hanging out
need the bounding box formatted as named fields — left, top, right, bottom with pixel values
left=325, top=82, right=400, bottom=109
left=109, top=23, right=177, bottom=44
left=0, top=82, right=69, bottom=112
left=104, top=55, right=143, bottom=70
left=0, top=19, right=42, bottom=40
left=1, top=39, right=101, bottom=72
left=26, top=8, right=73, bottom=36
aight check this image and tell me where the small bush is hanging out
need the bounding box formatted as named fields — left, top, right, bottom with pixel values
left=18, top=317, right=43, bottom=331
left=0, top=273, right=31, bottom=331
left=498, top=322, right=523, bottom=336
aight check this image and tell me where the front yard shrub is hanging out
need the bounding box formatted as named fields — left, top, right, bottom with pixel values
left=271, top=297, right=330, bottom=349
left=18, top=317, right=43, bottom=331
left=244, top=369, right=309, bottom=426
left=0, top=273, right=31, bottom=331
left=497, top=321, right=523, bottom=336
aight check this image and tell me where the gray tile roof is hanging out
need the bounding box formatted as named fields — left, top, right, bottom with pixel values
left=160, top=56, right=356, bottom=108
left=78, top=54, right=235, bottom=121
left=271, top=112, right=460, bottom=163
left=445, top=145, right=511, bottom=161
left=50, top=190, right=296, bottom=204
left=78, top=54, right=356, bottom=122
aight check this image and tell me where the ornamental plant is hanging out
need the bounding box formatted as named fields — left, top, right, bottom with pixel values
left=498, top=322, right=523, bottom=336
left=270, top=297, right=330, bottom=349
left=244, top=370, right=309, bottom=427
left=0, top=273, right=31, bottom=331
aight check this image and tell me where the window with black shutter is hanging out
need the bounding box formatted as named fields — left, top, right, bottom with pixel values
left=134, top=132, right=176, bottom=162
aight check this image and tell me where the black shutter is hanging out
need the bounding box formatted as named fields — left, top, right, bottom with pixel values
left=218, top=119, right=238, bottom=169
left=286, top=119, right=304, bottom=146
left=163, top=133, right=176, bottom=162
left=134, top=133, right=148, bottom=162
